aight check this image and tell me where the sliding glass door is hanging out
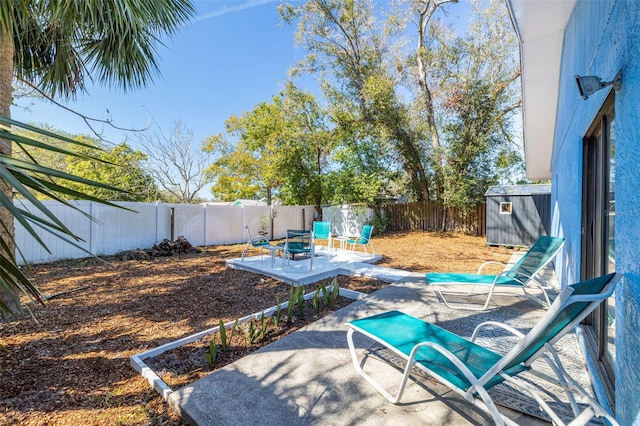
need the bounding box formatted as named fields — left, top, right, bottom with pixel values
left=581, top=93, right=616, bottom=402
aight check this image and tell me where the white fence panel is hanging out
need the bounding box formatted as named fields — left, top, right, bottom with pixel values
left=15, top=200, right=92, bottom=264
left=322, top=205, right=374, bottom=236
left=173, top=204, right=206, bottom=246
left=91, top=202, right=160, bottom=255
left=155, top=203, right=173, bottom=243
left=303, top=206, right=319, bottom=230
left=205, top=205, right=246, bottom=245
left=242, top=206, right=272, bottom=240
left=273, top=206, right=304, bottom=238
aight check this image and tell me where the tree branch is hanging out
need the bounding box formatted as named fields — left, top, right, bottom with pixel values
left=17, top=79, right=152, bottom=143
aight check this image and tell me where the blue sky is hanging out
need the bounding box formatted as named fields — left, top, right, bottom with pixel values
left=11, top=0, right=301, bottom=147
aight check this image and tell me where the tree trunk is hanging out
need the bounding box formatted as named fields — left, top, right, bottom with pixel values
left=0, top=29, right=20, bottom=319
left=415, top=2, right=452, bottom=203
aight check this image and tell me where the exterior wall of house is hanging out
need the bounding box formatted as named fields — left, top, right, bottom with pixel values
left=552, top=1, right=640, bottom=423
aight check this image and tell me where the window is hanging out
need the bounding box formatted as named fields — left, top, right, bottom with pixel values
left=500, top=202, right=512, bottom=214
left=581, top=93, right=616, bottom=403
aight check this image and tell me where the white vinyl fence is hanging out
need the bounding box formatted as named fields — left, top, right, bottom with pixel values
left=322, top=205, right=374, bottom=237
left=14, top=201, right=374, bottom=265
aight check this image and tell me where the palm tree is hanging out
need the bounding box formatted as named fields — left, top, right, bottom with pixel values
left=0, top=1, right=194, bottom=319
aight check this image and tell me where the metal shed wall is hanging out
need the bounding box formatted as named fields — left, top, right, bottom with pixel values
left=485, top=186, right=551, bottom=247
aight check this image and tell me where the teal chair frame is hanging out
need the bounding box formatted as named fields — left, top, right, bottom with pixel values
left=283, top=229, right=314, bottom=270
left=347, top=224, right=374, bottom=254
left=426, top=236, right=566, bottom=310
left=241, top=225, right=282, bottom=267
left=312, top=221, right=332, bottom=250
left=347, top=273, right=621, bottom=426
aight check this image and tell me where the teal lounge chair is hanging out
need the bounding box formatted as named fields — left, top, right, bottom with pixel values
left=312, top=221, right=332, bottom=250
left=347, top=273, right=621, bottom=426
left=346, top=224, right=374, bottom=254
left=426, top=235, right=565, bottom=310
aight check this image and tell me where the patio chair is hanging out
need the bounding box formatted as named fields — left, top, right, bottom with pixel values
left=241, top=225, right=282, bottom=267
left=312, top=221, right=332, bottom=250
left=347, top=273, right=621, bottom=426
left=346, top=224, right=374, bottom=254
left=283, top=229, right=314, bottom=270
left=426, top=235, right=565, bottom=310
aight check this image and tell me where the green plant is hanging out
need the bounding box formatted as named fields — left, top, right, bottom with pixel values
left=327, top=277, right=340, bottom=307
left=370, top=213, right=390, bottom=233
left=247, top=313, right=268, bottom=345
left=228, top=318, right=238, bottom=347
left=218, top=318, right=238, bottom=351
left=321, top=283, right=331, bottom=306
left=273, top=297, right=282, bottom=328
left=259, top=214, right=270, bottom=236
left=219, top=319, right=228, bottom=351
left=286, top=286, right=299, bottom=324
left=247, top=320, right=258, bottom=344
left=312, top=287, right=321, bottom=314
left=296, top=286, right=305, bottom=319
left=204, top=340, right=218, bottom=366
left=259, top=312, right=268, bottom=336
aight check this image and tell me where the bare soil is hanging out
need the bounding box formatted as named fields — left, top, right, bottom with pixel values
left=0, top=231, right=514, bottom=426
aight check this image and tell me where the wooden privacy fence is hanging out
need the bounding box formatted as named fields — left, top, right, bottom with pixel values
left=386, top=201, right=486, bottom=236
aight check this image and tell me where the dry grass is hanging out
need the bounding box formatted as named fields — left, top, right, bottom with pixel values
left=0, top=231, right=515, bottom=425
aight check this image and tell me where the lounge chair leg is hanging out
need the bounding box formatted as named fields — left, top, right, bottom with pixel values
left=347, top=329, right=409, bottom=404
left=434, top=285, right=495, bottom=311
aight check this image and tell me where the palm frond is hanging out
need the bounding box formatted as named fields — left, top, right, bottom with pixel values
left=10, top=0, right=194, bottom=98
left=0, top=116, right=133, bottom=318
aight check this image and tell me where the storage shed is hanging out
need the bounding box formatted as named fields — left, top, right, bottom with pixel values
left=484, top=184, right=551, bottom=247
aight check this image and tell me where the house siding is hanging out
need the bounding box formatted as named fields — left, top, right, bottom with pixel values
left=553, top=1, right=640, bottom=423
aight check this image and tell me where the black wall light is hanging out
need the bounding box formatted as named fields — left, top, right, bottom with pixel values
left=575, top=70, right=622, bottom=100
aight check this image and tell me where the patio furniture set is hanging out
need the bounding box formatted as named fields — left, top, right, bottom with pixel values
left=240, top=221, right=375, bottom=269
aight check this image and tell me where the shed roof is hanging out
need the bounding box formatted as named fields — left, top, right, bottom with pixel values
left=484, top=184, right=551, bottom=197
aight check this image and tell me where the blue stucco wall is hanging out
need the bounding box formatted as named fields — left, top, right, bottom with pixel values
left=552, top=1, right=640, bottom=424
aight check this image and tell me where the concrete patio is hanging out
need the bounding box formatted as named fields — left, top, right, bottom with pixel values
left=163, top=249, right=568, bottom=425
left=226, top=245, right=415, bottom=285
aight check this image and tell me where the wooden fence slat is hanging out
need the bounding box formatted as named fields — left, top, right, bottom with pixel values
left=385, top=201, right=486, bottom=236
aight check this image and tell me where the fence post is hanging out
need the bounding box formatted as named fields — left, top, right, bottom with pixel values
left=203, top=204, right=207, bottom=246
left=170, top=207, right=175, bottom=241
left=89, top=201, right=95, bottom=255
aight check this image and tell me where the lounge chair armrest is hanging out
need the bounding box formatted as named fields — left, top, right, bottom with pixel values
left=477, top=261, right=507, bottom=274
left=492, top=270, right=532, bottom=286
left=471, top=321, right=525, bottom=342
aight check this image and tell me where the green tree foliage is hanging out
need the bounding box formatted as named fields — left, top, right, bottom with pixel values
left=207, top=0, right=521, bottom=216
left=207, top=83, right=338, bottom=216
left=436, top=0, right=522, bottom=213
left=15, top=127, right=159, bottom=201
left=65, top=140, right=158, bottom=202
left=270, top=84, right=335, bottom=216
left=205, top=133, right=263, bottom=202
left=280, top=0, right=434, bottom=202
left=277, top=0, right=522, bottom=215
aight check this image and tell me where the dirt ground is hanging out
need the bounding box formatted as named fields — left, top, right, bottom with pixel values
left=0, top=231, right=514, bottom=426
